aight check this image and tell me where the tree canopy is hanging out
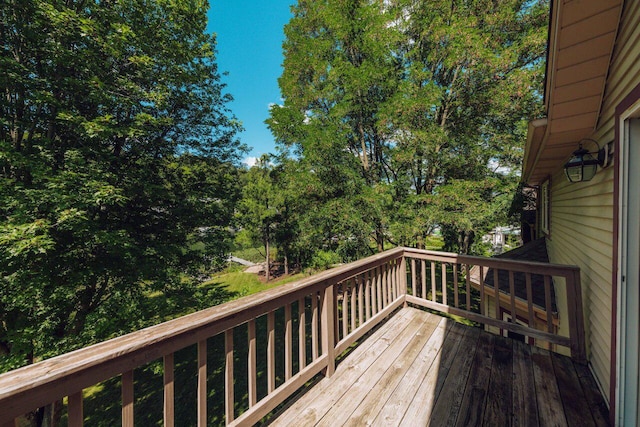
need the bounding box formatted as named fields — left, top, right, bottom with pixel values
left=0, top=0, right=243, bottom=372
left=267, top=0, right=547, bottom=258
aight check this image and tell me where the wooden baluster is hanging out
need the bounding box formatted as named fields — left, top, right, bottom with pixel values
left=544, top=275, right=553, bottom=334
left=480, top=266, right=485, bottom=316
left=380, top=264, right=385, bottom=307
left=164, top=353, right=174, bottom=427
left=411, top=259, right=417, bottom=297
left=382, top=263, right=391, bottom=308
left=350, top=280, right=357, bottom=331
left=298, top=297, right=307, bottom=370
left=321, top=284, right=336, bottom=377
left=357, top=275, right=364, bottom=326
left=465, top=264, right=471, bottom=311
left=267, top=311, right=276, bottom=393
left=285, top=303, right=292, bottom=380
left=342, top=283, right=349, bottom=339
left=248, top=320, right=257, bottom=407
left=122, top=370, right=134, bottom=427
left=68, top=391, right=83, bottom=427
left=334, top=285, right=340, bottom=343
left=392, top=260, right=398, bottom=300
left=509, top=270, right=516, bottom=322
left=566, top=270, right=586, bottom=363
left=441, top=263, right=448, bottom=306
left=453, top=263, right=459, bottom=308
left=525, top=273, right=534, bottom=327
left=430, top=261, right=436, bottom=302
left=376, top=266, right=382, bottom=313
left=393, top=260, right=398, bottom=300
left=364, top=271, right=371, bottom=321
left=197, top=340, right=207, bottom=426
left=311, top=293, right=319, bottom=360
left=225, top=329, right=235, bottom=423
left=387, top=261, right=396, bottom=304
left=400, top=256, right=407, bottom=304
left=421, top=260, right=427, bottom=300
left=493, top=268, right=500, bottom=319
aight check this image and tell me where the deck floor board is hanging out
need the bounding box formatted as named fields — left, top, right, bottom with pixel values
left=272, top=307, right=609, bottom=427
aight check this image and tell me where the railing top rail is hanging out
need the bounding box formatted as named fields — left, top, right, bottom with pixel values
left=402, top=247, right=580, bottom=277
left=0, top=247, right=404, bottom=405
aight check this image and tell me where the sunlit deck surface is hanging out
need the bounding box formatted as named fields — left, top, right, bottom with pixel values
left=271, top=307, right=609, bottom=427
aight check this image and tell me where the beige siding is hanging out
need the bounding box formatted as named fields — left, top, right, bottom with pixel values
left=544, top=1, right=640, bottom=403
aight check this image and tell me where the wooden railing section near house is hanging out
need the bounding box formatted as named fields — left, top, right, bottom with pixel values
left=0, top=247, right=585, bottom=427
left=402, top=248, right=585, bottom=363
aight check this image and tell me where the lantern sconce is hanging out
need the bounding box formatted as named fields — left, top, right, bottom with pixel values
left=564, top=138, right=613, bottom=183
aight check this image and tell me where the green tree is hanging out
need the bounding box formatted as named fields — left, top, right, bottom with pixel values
left=270, top=0, right=547, bottom=255
left=0, top=0, right=243, bottom=387
left=268, top=0, right=402, bottom=254
left=382, top=0, right=547, bottom=252
left=238, top=155, right=281, bottom=281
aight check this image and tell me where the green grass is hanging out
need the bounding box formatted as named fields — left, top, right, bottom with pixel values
left=231, top=246, right=268, bottom=264
left=205, top=270, right=307, bottom=298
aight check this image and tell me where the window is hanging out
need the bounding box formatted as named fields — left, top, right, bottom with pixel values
left=540, top=179, right=550, bottom=235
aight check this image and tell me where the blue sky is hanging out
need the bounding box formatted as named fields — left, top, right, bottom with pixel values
left=207, top=1, right=295, bottom=166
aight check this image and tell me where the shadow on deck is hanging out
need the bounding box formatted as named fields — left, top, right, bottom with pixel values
left=271, top=307, right=609, bottom=427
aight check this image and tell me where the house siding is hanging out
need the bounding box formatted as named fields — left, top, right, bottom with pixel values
left=544, top=0, right=640, bottom=403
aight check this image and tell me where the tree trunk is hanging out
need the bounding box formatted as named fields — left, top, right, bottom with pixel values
left=284, top=253, right=289, bottom=276
left=375, top=226, right=384, bottom=252
left=265, top=234, right=270, bottom=282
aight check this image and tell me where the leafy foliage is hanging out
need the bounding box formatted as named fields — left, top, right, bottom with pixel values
left=0, top=0, right=243, bottom=372
left=268, top=0, right=548, bottom=257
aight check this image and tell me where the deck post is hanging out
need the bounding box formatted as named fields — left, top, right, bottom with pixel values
left=566, top=269, right=586, bottom=364
left=321, top=282, right=336, bottom=377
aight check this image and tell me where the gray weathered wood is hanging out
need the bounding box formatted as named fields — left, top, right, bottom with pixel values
left=267, top=311, right=276, bottom=392
left=551, top=352, right=596, bottom=427
left=429, top=327, right=480, bottom=426
left=274, top=308, right=606, bottom=427
left=163, top=353, right=174, bottom=427
left=526, top=273, right=535, bottom=327
left=285, top=304, right=293, bottom=381
left=532, top=346, right=567, bottom=426
left=68, top=391, right=83, bottom=427
left=406, top=295, right=571, bottom=348
left=197, top=340, right=207, bottom=426
left=454, top=333, right=495, bottom=427
left=298, top=298, right=306, bottom=371
left=225, top=329, right=234, bottom=423
left=121, top=370, right=134, bottom=427
left=512, top=340, right=539, bottom=427
left=248, top=320, right=257, bottom=407
left=321, top=285, right=336, bottom=377
left=312, top=292, right=319, bottom=360
left=482, top=335, right=513, bottom=427
left=344, top=314, right=442, bottom=425
left=372, top=317, right=453, bottom=425
left=271, top=309, right=418, bottom=426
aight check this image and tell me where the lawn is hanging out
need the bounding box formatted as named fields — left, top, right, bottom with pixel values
left=205, top=268, right=306, bottom=298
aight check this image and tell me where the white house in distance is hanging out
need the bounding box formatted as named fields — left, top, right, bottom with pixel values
left=522, top=0, right=639, bottom=424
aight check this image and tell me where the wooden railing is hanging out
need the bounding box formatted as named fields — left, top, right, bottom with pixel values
left=402, top=248, right=585, bottom=363
left=0, top=247, right=584, bottom=426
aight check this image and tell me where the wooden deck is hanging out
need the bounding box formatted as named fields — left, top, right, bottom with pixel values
left=271, top=307, right=609, bottom=427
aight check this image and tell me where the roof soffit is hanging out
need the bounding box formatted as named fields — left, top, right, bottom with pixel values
left=524, top=0, right=623, bottom=185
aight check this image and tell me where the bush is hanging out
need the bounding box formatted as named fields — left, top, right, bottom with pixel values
left=309, top=250, right=341, bottom=271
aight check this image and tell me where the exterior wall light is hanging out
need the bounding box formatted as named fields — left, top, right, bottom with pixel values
left=564, top=138, right=610, bottom=183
